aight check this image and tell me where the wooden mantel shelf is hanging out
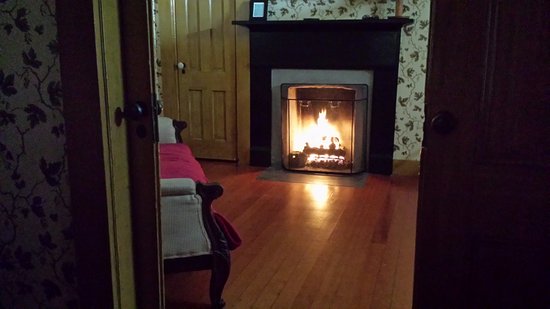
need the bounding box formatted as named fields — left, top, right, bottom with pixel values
left=232, top=18, right=413, bottom=32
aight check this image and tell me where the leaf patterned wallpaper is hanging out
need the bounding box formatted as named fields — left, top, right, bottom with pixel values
left=0, top=0, right=78, bottom=308
left=267, top=0, right=430, bottom=161
left=152, top=0, right=163, bottom=103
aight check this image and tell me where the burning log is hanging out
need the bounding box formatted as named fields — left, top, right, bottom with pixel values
left=287, top=137, right=350, bottom=170
left=308, top=159, right=352, bottom=170
left=302, top=141, right=346, bottom=158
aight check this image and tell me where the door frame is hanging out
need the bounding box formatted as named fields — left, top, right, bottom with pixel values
left=58, top=0, right=161, bottom=308
left=58, top=0, right=114, bottom=306
left=235, top=0, right=251, bottom=164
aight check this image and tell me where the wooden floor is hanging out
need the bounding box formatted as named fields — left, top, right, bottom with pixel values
left=165, top=161, right=419, bottom=309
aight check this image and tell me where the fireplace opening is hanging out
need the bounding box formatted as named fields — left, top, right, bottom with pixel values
left=282, top=84, right=368, bottom=174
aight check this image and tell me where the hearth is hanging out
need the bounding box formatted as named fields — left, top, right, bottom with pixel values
left=282, top=84, right=368, bottom=174
left=233, top=19, right=413, bottom=175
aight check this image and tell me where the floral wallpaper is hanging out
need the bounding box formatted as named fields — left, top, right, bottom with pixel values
left=152, top=0, right=163, bottom=104
left=0, top=0, right=78, bottom=308
left=268, top=0, right=430, bottom=161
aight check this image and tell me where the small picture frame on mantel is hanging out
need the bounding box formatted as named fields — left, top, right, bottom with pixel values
left=249, top=0, right=268, bottom=21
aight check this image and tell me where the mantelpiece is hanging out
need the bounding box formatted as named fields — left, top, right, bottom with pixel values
left=233, top=18, right=412, bottom=175
left=232, top=18, right=412, bottom=31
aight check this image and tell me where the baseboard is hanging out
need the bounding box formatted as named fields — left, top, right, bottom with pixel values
left=392, top=159, right=420, bottom=176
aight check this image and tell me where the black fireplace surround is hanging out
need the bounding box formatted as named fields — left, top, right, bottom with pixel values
left=233, top=19, right=412, bottom=175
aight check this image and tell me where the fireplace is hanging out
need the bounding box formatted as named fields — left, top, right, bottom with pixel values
left=282, top=84, right=368, bottom=174
left=233, top=19, right=413, bottom=175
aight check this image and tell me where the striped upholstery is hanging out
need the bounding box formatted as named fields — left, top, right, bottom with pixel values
left=160, top=178, right=211, bottom=259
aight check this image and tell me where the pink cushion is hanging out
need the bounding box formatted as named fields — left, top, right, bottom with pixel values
left=159, top=144, right=208, bottom=183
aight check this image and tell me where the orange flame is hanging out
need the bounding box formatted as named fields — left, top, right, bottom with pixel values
left=292, top=109, right=342, bottom=151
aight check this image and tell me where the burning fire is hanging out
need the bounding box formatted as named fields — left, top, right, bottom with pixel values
left=293, top=109, right=339, bottom=150
left=292, top=109, right=346, bottom=165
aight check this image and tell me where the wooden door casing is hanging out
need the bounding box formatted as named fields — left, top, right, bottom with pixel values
left=160, top=0, right=237, bottom=160
left=415, top=1, right=550, bottom=308
left=93, top=0, right=138, bottom=307
left=58, top=0, right=162, bottom=307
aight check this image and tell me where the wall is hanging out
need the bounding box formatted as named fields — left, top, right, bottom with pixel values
left=267, top=0, right=430, bottom=161
left=152, top=0, right=163, bottom=103
left=0, top=0, right=78, bottom=308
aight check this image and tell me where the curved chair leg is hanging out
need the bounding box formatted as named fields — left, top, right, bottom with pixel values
left=210, top=251, right=230, bottom=309
left=197, top=182, right=231, bottom=309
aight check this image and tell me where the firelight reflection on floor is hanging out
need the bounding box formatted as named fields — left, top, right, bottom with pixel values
left=305, top=183, right=330, bottom=208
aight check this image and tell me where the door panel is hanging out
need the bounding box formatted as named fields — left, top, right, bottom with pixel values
left=161, top=0, right=237, bottom=160
left=476, top=1, right=549, bottom=167
left=213, top=91, right=228, bottom=140
left=415, top=1, right=550, bottom=308
left=188, top=89, right=205, bottom=139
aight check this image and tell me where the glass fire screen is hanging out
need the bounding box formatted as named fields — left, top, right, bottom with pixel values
left=281, top=84, right=368, bottom=174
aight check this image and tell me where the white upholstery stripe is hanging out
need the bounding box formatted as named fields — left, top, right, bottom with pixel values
left=160, top=178, right=211, bottom=259
left=160, top=178, right=196, bottom=196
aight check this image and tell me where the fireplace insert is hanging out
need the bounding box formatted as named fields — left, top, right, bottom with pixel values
left=281, top=84, right=368, bottom=174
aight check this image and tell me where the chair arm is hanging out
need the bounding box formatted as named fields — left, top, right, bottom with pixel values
left=161, top=178, right=211, bottom=259
left=160, top=178, right=196, bottom=196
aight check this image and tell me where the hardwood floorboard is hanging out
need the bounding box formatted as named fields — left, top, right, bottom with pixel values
left=309, top=186, right=381, bottom=309
left=388, top=178, right=417, bottom=309
left=165, top=161, right=418, bottom=309
left=331, top=189, right=386, bottom=308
